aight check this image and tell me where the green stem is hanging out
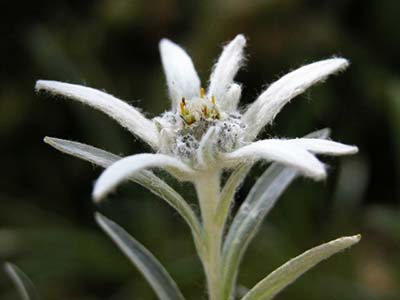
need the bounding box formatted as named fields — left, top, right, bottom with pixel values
left=195, top=170, right=223, bottom=300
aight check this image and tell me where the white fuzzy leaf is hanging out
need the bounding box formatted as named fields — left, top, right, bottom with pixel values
left=243, top=58, right=349, bottom=139
left=96, top=214, right=186, bottom=300
left=222, top=139, right=326, bottom=180
left=241, top=235, right=361, bottom=300
left=44, top=137, right=202, bottom=240
left=4, top=263, right=38, bottom=300
left=288, top=138, right=358, bottom=155
left=159, top=39, right=201, bottom=110
left=221, top=83, right=242, bottom=112
left=36, top=80, right=159, bottom=149
left=93, top=153, right=195, bottom=201
left=208, top=34, right=246, bottom=102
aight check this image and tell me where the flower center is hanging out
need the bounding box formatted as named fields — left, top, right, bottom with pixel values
left=155, top=88, right=246, bottom=165
left=179, top=88, right=220, bottom=125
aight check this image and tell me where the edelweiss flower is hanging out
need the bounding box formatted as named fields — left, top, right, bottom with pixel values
left=36, top=34, right=357, bottom=201
left=3, top=35, right=362, bottom=300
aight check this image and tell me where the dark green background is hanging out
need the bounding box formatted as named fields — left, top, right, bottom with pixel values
left=1, top=0, right=400, bottom=299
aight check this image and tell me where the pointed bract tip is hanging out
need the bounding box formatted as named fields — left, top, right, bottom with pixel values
left=92, top=183, right=108, bottom=204
left=330, top=57, right=350, bottom=70
left=43, top=136, right=63, bottom=148
left=233, top=34, right=246, bottom=46
left=353, top=234, right=362, bottom=242
left=43, top=136, right=53, bottom=144
left=349, top=145, right=359, bottom=154
left=3, top=262, right=12, bottom=271
left=35, top=80, right=46, bottom=91
left=306, top=164, right=327, bottom=181
left=95, top=213, right=112, bottom=231
left=320, top=128, right=331, bottom=139
left=35, top=80, right=59, bottom=92
left=228, top=83, right=242, bottom=96
left=313, top=169, right=327, bottom=181
left=342, top=234, right=362, bottom=246
left=92, top=190, right=103, bottom=203
left=94, top=212, right=105, bottom=224
left=304, top=128, right=331, bottom=139
left=159, top=38, right=176, bottom=50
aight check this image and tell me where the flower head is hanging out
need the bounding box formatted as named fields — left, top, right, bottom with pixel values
left=37, top=34, right=360, bottom=300
left=36, top=34, right=357, bottom=200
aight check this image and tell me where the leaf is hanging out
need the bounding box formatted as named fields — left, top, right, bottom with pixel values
left=221, top=163, right=298, bottom=300
left=4, top=262, right=39, bottom=300
left=44, top=137, right=203, bottom=246
left=96, top=213, right=186, bottom=300
left=220, top=129, right=331, bottom=300
left=241, top=235, right=361, bottom=300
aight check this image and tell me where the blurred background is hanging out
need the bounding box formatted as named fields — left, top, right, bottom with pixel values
left=1, top=0, right=400, bottom=299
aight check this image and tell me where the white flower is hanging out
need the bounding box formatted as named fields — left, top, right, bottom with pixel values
left=37, top=34, right=360, bottom=300
left=36, top=34, right=357, bottom=200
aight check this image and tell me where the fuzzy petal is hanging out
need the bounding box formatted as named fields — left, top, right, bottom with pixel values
left=36, top=80, right=159, bottom=149
left=196, top=127, right=219, bottom=168
left=243, top=58, right=349, bottom=140
left=93, top=154, right=195, bottom=201
left=289, top=138, right=358, bottom=155
left=222, top=139, right=326, bottom=180
left=220, top=83, right=242, bottom=112
left=159, top=39, right=201, bottom=110
left=208, top=35, right=246, bottom=102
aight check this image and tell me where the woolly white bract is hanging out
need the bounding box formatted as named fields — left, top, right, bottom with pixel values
left=36, top=34, right=357, bottom=200
left=37, top=34, right=360, bottom=300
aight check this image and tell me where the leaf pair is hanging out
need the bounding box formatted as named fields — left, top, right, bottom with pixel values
left=219, top=129, right=360, bottom=300
left=4, top=229, right=360, bottom=300
left=98, top=213, right=359, bottom=300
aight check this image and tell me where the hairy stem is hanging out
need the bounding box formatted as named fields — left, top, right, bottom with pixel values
left=195, top=170, right=223, bottom=300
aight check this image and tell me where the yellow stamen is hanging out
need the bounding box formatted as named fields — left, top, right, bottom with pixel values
left=200, top=87, right=205, bottom=98
left=202, top=105, right=208, bottom=117
left=211, top=95, right=216, bottom=105
left=180, top=98, right=186, bottom=114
